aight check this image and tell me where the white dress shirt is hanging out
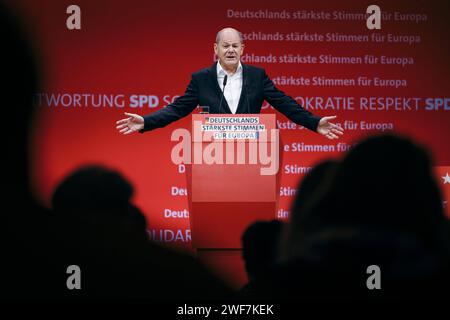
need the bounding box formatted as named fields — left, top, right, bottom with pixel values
left=216, top=61, right=243, bottom=114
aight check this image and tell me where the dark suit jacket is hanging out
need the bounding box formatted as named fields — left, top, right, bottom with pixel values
left=141, top=62, right=321, bottom=132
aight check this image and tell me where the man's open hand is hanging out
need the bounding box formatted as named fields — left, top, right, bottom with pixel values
left=116, top=112, right=144, bottom=135
left=317, top=116, right=344, bottom=139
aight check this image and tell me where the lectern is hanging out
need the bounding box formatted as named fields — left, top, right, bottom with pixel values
left=186, top=114, right=281, bottom=287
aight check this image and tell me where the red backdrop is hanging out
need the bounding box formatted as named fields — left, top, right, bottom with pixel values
left=8, top=0, right=450, bottom=252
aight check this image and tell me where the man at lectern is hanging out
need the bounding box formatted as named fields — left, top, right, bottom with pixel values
left=116, top=28, right=343, bottom=140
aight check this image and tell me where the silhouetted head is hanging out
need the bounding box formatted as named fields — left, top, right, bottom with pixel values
left=52, top=166, right=134, bottom=214
left=281, top=160, right=339, bottom=260
left=52, top=165, right=148, bottom=243
left=242, top=220, right=284, bottom=280
left=1, top=3, right=40, bottom=199
left=302, top=134, right=448, bottom=253
left=290, top=160, right=339, bottom=220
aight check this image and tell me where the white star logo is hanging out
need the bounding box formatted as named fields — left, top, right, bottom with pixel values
left=442, top=173, right=450, bottom=184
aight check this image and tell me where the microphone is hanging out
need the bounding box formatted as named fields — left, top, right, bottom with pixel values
left=244, top=83, right=251, bottom=114
left=219, top=75, right=228, bottom=114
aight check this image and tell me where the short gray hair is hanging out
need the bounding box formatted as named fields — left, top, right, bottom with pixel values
left=215, top=27, right=244, bottom=44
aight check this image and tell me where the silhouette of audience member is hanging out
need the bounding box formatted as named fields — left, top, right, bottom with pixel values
left=238, top=159, right=338, bottom=298
left=52, top=166, right=149, bottom=243
left=280, top=160, right=339, bottom=261
left=0, top=3, right=60, bottom=299
left=241, top=134, right=450, bottom=299
left=241, top=220, right=284, bottom=283
left=51, top=165, right=231, bottom=299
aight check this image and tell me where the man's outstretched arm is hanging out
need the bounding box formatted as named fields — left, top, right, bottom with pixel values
left=116, top=75, right=199, bottom=135
left=262, top=70, right=343, bottom=139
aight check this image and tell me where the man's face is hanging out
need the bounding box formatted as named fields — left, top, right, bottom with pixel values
left=214, top=30, right=244, bottom=71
